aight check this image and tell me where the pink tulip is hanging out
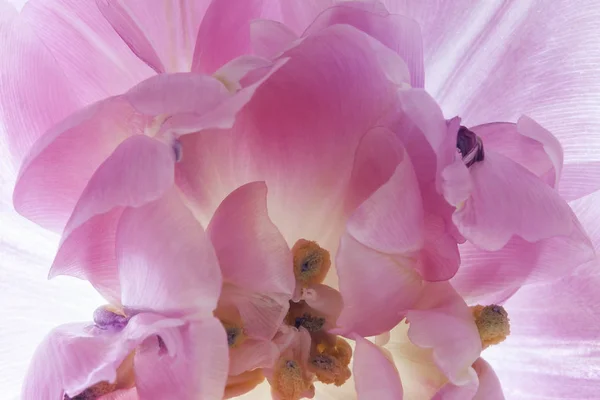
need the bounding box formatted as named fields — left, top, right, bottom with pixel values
left=2, top=1, right=599, bottom=400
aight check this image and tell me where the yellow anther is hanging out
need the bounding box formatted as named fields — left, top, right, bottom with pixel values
left=292, top=239, right=331, bottom=286
left=309, top=337, right=352, bottom=386
left=471, top=304, right=511, bottom=349
left=222, top=321, right=246, bottom=348
left=271, top=359, right=314, bottom=400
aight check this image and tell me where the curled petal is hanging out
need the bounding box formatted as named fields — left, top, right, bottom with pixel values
left=450, top=151, right=574, bottom=250
left=207, top=182, right=294, bottom=296
left=116, top=189, right=221, bottom=314
left=303, top=1, right=424, bottom=87
left=301, top=284, right=343, bottom=329
left=406, top=282, right=482, bottom=386
left=335, top=233, right=423, bottom=337
left=352, top=335, right=404, bottom=400
left=22, top=313, right=185, bottom=400
left=472, top=116, right=563, bottom=188
left=134, top=317, right=228, bottom=400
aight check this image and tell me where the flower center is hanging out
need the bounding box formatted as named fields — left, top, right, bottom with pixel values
left=271, top=359, right=314, bottom=400
left=309, top=337, right=352, bottom=386
left=471, top=304, right=511, bottom=349
left=292, top=239, right=331, bottom=286
left=457, top=125, right=485, bottom=167
left=285, top=301, right=326, bottom=333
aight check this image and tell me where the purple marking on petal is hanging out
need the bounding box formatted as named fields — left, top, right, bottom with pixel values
left=93, top=306, right=129, bottom=330
left=173, top=139, right=183, bottom=162
left=457, top=125, right=484, bottom=167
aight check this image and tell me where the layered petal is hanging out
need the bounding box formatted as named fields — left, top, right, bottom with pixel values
left=0, top=6, right=80, bottom=164
left=19, top=0, right=152, bottom=102
left=448, top=151, right=574, bottom=250
left=192, top=0, right=265, bottom=74
left=116, top=189, right=221, bottom=315
left=250, top=19, right=298, bottom=59
left=134, top=317, right=228, bottom=400
left=352, top=335, right=403, bottom=400
left=229, top=339, right=279, bottom=376
left=22, top=313, right=185, bottom=399
left=97, top=0, right=209, bottom=72
left=303, top=1, right=424, bottom=87
left=335, top=233, right=423, bottom=337
left=472, top=116, right=563, bottom=188
left=207, top=182, right=294, bottom=295
left=406, top=282, right=482, bottom=386
left=177, top=24, right=404, bottom=252
left=484, top=274, right=600, bottom=399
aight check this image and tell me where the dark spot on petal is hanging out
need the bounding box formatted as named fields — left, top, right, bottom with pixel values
left=457, top=125, right=484, bottom=167
left=93, top=307, right=128, bottom=331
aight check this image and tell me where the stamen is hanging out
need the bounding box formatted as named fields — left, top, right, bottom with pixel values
left=285, top=301, right=326, bottom=333
left=471, top=304, right=511, bottom=349
left=271, top=358, right=314, bottom=400
left=294, top=313, right=325, bottom=333
left=292, top=239, right=331, bottom=286
left=457, top=125, right=484, bottom=167
left=64, top=381, right=117, bottom=400
left=93, top=306, right=128, bottom=330
left=309, top=337, right=352, bottom=386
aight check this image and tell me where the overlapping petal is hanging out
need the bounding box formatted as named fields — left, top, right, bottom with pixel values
left=22, top=313, right=185, bottom=399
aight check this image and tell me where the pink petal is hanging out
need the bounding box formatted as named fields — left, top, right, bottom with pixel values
left=50, top=208, right=124, bottom=304
left=207, top=182, right=294, bottom=295
left=352, top=335, right=404, bottom=400
left=0, top=7, right=81, bottom=164
left=100, top=388, right=139, bottom=400
left=123, top=72, right=230, bottom=116
left=472, top=358, right=504, bottom=400
left=22, top=312, right=185, bottom=399
left=346, top=141, right=424, bottom=254
left=559, top=161, right=600, bottom=202
left=116, top=189, right=222, bottom=314
left=134, top=317, right=229, bottom=400
left=250, top=19, right=298, bottom=59
left=334, top=233, right=423, bottom=337
left=20, top=0, right=152, bottom=102
left=276, top=0, right=336, bottom=34
left=177, top=24, right=403, bottom=250
left=396, top=1, right=600, bottom=169
left=300, top=284, right=343, bottom=329
left=192, top=0, right=264, bottom=74
left=472, top=116, right=563, bottom=188
left=213, top=55, right=274, bottom=92
left=451, top=151, right=574, bottom=250
left=95, top=0, right=165, bottom=73
left=13, top=98, right=139, bottom=232
left=229, top=339, right=280, bottom=376
left=406, top=282, right=482, bottom=386
left=451, top=214, right=595, bottom=305
left=64, top=135, right=175, bottom=236
left=303, top=1, right=424, bottom=87
left=484, top=274, right=600, bottom=399
left=219, top=284, right=289, bottom=341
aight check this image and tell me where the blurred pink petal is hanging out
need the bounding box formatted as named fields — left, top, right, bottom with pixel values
left=116, top=189, right=221, bottom=315
left=100, top=387, right=138, bottom=400
left=300, top=284, right=343, bottom=329
left=22, top=312, right=185, bottom=399
left=352, top=335, right=404, bottom=400
left=207, top=182, right=294, bottom=295
left=335, top=233, right=423, bottom=336
left=406, top=282, right=481, bottom=386
left=303, top=1, right=424, bottom=87
left=134, top=317, right=228, bottom=400
left=229, top=339, right=279, bottom=376
left=432, top=358, right=503, bottom=400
